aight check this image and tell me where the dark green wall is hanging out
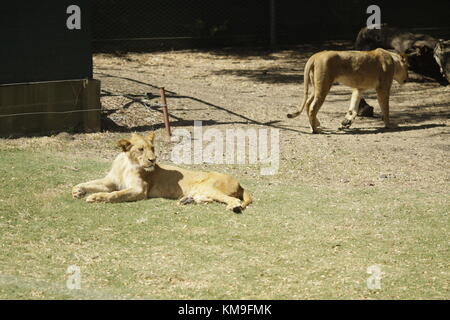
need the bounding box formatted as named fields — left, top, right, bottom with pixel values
left=0, top=0, right=92, bottom=84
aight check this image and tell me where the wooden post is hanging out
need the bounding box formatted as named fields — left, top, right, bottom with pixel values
left=160, top=87, right=171, bottom=137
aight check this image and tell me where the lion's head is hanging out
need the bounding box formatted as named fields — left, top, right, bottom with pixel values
left=117, top=132, right=157, bottom=172
left=392, top=53, right=409, bottom=85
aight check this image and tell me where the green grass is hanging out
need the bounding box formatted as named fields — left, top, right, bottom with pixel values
left=0, top=148, right=449, bottom=299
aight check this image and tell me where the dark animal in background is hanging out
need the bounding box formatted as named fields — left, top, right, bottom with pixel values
left=355, top=24, right=437, bottom=52
left=434, top=40, right=450, bottom=84
left=355, top=24, right=448, bottom=85
left=357, top=99, right=374, bottom=117
left=354, top=24, right=449, bottom=118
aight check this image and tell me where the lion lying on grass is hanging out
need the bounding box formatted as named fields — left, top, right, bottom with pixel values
left=72, top=132, right=252, bottom=213
left=287, top=48, right=409, bottom=133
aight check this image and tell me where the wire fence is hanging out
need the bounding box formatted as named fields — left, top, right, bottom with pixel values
left=92, top=0, right=270, bottom=51
left=92, top=0, right=450, bottom=52
left=93, top=0, right=269, bottom=39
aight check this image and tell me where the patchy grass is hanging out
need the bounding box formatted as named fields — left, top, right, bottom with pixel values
left=0, top=135, right=448, bottom=299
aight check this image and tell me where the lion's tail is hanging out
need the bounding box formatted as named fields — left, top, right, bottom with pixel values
left=287, top=57, right=314, bottom=119
left=240, top=188, right=253, bottom=209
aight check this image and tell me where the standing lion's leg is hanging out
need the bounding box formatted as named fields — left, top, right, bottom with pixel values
left=308, top=75, right=332, bottom=133
left=304, top=73, right=315, bottom=117
left=341, top=89, right=362, bottom=128
left=72, top=177, right=116, bottom=199
left=308, top=82, right=330, bottom=134
left=308, top=97, right=325, bottom=133
left=303, top=90, right=315, bottom=119
left=376, top=86, right=396, bottom=128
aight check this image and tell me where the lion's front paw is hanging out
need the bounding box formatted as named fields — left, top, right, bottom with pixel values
left=86, top=192, right=110, bottom=203
left=72, top=186, right=86, bottom=199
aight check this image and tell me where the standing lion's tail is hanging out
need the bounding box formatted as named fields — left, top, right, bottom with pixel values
left=240, top=188, right=253, bottom=209
left=287, top=57, right=314, bottom=119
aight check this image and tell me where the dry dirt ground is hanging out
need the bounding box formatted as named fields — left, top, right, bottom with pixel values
left=94, top=41, right=449, bottom=193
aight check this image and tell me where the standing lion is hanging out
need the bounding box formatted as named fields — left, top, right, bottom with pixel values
left=287, top=48, right=408, bottom=133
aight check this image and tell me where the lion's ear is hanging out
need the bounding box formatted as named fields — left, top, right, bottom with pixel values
left=117, top=139, right=132, bottom=152
left=147, top=132, right=155, bottom=143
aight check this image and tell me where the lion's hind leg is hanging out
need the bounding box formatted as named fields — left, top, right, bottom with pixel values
left=178, top=188, right=242, bottom=212
left=209, top=190, right=243, bottom=213
left=189, top=189, right=243, bottom=213
left=178, top=194, right=213, bottom=206
left=308, top=75, right=331, bottom=134
left=308, top=95, right=327, bottom=134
